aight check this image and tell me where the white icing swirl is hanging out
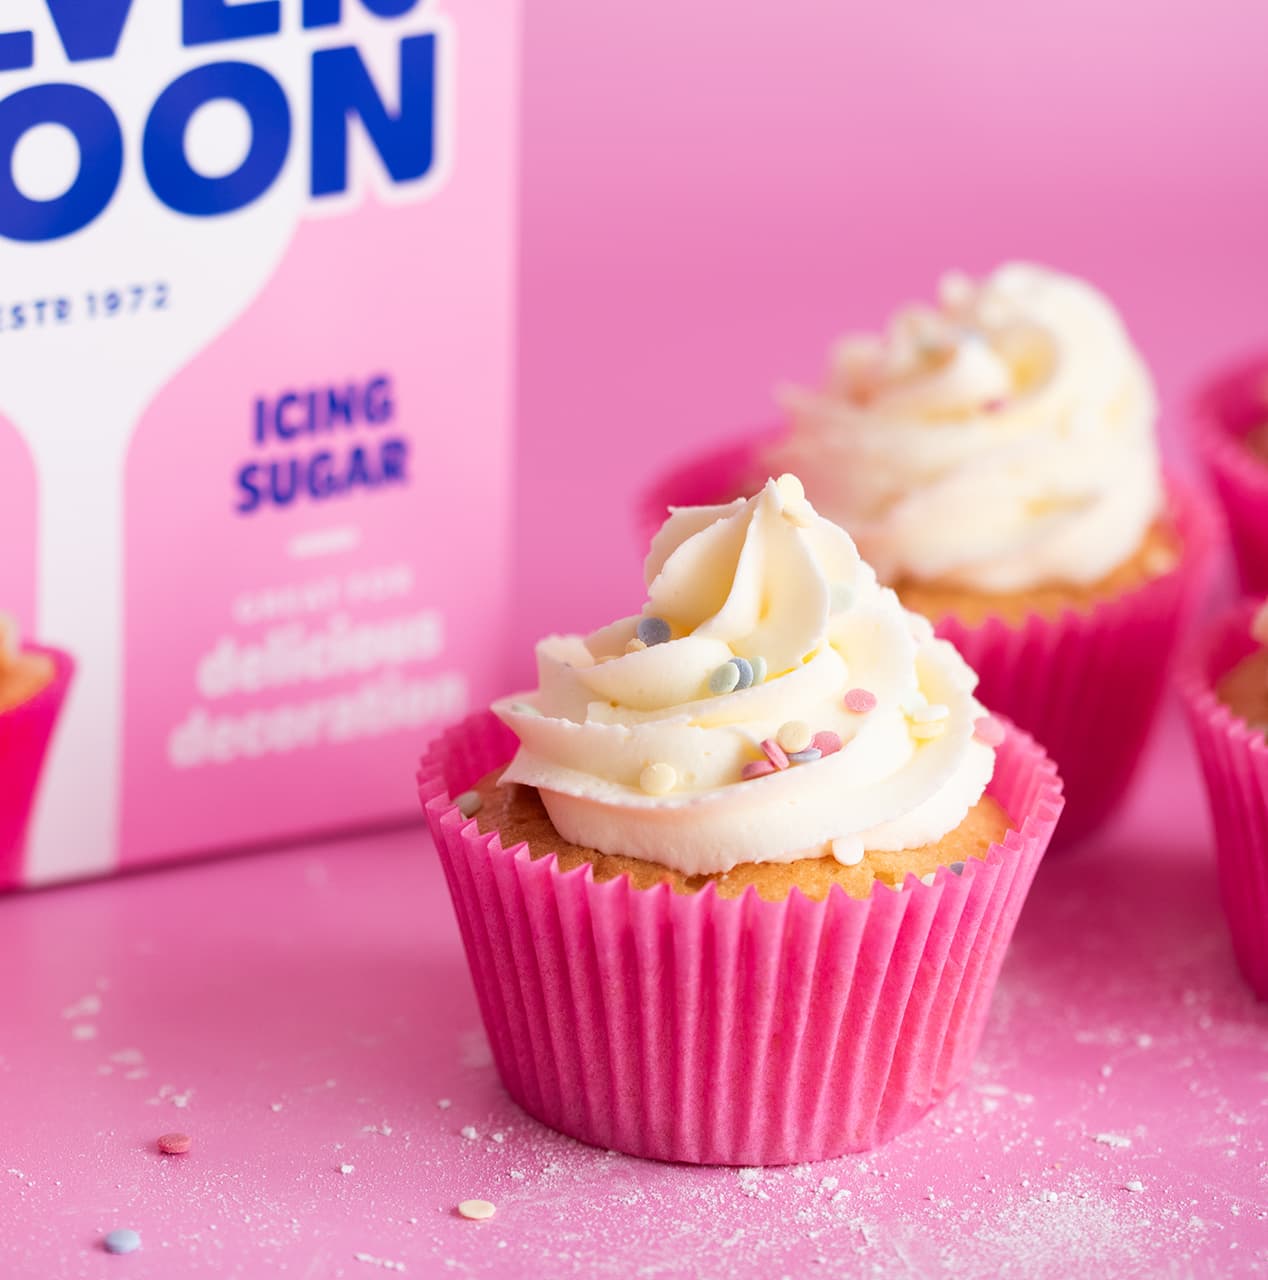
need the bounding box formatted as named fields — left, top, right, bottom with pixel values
left=493, top=478, right=995, bottom=876
left=768, top=263, right=1162, bottom=593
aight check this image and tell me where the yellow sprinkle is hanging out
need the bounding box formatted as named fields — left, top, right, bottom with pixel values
left=910, top=720, right=948, bottom=741
left=775, top=473, right=805, bottom=504
left=640, top=762, right=677, bottom=795
left=1253, top=601, right=1268, bottom=648
left=457, top=1199, right=496, bottom=1221
left=909, top=704, right=950, bottom=724
left=625, top=638, right=648, bottom=654
left=776, top=720, right=813, bottom=753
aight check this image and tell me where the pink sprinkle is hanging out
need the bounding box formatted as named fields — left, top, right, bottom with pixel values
left=157, top=1132, right=191, bottom=1155
left=974, top=715, right=1006, bottom=747
left=760, top=739, right=790, bottom=770
left=741, top=760, right=777, bottom=780
left=984, top=398, right=1006, bottom=413
left=844, top=688, right=877, bottom=714
left=812, top=731, right=842, bottom=756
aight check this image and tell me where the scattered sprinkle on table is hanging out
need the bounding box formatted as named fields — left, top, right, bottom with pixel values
left=455, top=791, right=482, bottom=819
left=340, top=1163, right=355, bottom=1175
left=103, top=1229, right=141, bottom=1255
left=157, top=1132, right=191, bottom=1155
left=457, top=1199, right=497, bottom=1221
left=1124, top=1180, right=1146, bottom=1193
left=1095, top=1133, right=1132, bottom=1149
left=460, top=1125, right=479, bottom=1141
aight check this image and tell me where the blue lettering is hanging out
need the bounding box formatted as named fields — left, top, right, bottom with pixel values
left=0, top=84, right=122, bottom=242
left=310, top=35, right=435, bottom=197
left=183, top=0, right=281, bottom=48
left=303, top=0, right=421, bottom=27
left=45, top=0, right=135, bottom=63
left=235, top=463, right=262, bottom=514
left=143, top=62, right=290, bottom=217
left=0, top=30, right=34, bottom=72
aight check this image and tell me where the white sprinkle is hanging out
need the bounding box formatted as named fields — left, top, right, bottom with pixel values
left=340, top=1164, right=355, bottom=1175
left=70, top=1024, right=97, bottom=1041
left=455, top=791, right=482, bottom=819
left=831, top=836, right=864, bottom=867
left=460, top=1126, right=479, bottom=1141
left=490, top=1132, right=506, bottom=1144
left=271, top=1103, right=284, bottom=1113
left=1040, top=1190, right=1059, bottom=1203
left=639, top=762, right=676, bottom=796
left=775, top=473, right=805, bottom=504
left=509, top=1170, right=525, bottom=1180
left=909, top=703, right=950, bottom=724
left=1094, top=1133, right=1132, bottom=1149
left=457, top=1199, right=496, bottom=1221
left=353, top=1252, right=405, bottom=1272
left=436, top=1099, right=452, bottom=1110
left=62, top=995, right=102, bottom=1019
left=1124, top=1180, right=1145, bottom=1193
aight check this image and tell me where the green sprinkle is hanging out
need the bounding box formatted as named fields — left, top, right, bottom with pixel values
left=709, top=663, right=741, bottom=695
left=455, top=791, right=482, bottom=819
left=750, top=655, right=767, bottom=685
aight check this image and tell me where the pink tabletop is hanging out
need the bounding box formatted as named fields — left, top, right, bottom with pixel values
left=2, top=700, right=1266, bottom=1279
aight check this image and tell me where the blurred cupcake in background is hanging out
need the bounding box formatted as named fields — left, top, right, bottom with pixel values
left=642, top=265, right=1216, bottom=846
left=421, top=476, right=1063, bottom=1165
left=1179, top=598, right=1268, bottom=1001
left=1190, top=351, right=1268, bottom=593
left=0, top=614, right=75, bottom=890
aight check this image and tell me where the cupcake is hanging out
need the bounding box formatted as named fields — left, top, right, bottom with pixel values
left=1179, top=598, right=1268, bottom=1000
left=642, top=264, right=1215, bottom=845
left=1190, top=351, right=1268, bottom=594
left=420, top=476, right=1063, bottom=1164
left=0, top=614, right=75, bottom=891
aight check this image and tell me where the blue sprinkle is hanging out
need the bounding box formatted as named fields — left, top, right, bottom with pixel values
left=636, top=616, right=672, bottom=646
left=730, top=657, right=753, bottom=690
left=750, top=655, right=767, bottom=685
left=949, top=861, right=966, bottom=875
left=709, top=663, right=740, bottom=695
left=787, top=747, right=822, bottom=764
left=103, top=1230, right=141, bottom=1255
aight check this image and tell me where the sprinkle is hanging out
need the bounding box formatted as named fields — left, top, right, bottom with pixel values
left=460, top=1126, right=479, bottom=1141
left=1253, top=601, right=1268, bottom=647
left=775, top=473, right=805, bottom=504
left=749, top=656, right=767, bottom=685
left=436, top=1098, right=452, bottom=1109
left=741, top=760, right=777, bottom=780
left=812, top=731, right=842, bottom=756
left=455, top=791, right=482, bottom=819
left=760, top=739, right=790, bottom=770
left=508, top=701, right=540, bottom=717
left=340, top=1163, right=355, bottom=1175
left=625, top=638, right=648, bottom=654
left=787, top=748, right=822, bottom=764
left=919, top=872, right=937, bottom=886
left=636, top=616, right=671, bottom=647
left=776, top=720, right=813, bottom=753
left=102, top=1230, right=141, bottom=1255
left=909, top=704, right=950, bottom=724
left=949, top=861, right=966, bottom=875
left=709, top=663, right=741, bottom=695
left=831, top=836, right=864, bottom=867
left=640, top=762, right=676, bottom=795
left=729, top=657, right=754, bottom=689
left=1124, top=1180, right=1146, bottom=1193
left=157, top=1132, right=191, bottom=1155
left=973, top=715, right=1006, bottom=747
left=844, top=688, right=876, bottom=714
left=784, top=499, right=815, bottom=528
left=830, top=583, right=854, bottom=613
left=457, top=1199, right=497, bottom=1221
left=983, top=398, right=1006, bottom=413
left=910, top=720, right=948, bottom=741
left=1095, top=1133, right=1132, bottom=1149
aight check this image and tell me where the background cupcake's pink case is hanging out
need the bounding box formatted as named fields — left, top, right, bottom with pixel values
left=0, top=0, right=520, bottom=888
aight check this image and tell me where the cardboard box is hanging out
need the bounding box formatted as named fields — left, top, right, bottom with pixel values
left=0, top=0, right=518, bottom=887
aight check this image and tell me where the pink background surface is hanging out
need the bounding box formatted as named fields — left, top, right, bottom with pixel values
left=4, top=2, right=1268, bottom=1275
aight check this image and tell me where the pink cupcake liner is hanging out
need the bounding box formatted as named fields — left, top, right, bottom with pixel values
left=1190, top=351, right=1268, bottom=594
left=640, top=437, right=1217, bottom=848
left=0, top=645, right=75, bottom=892
left=418, top=711, right=1063, bottom=1165
left=1178, top=601, right=1268, bottom=1000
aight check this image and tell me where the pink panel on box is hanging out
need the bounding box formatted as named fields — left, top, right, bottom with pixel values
left=0, top=417, right=36, bottom=633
